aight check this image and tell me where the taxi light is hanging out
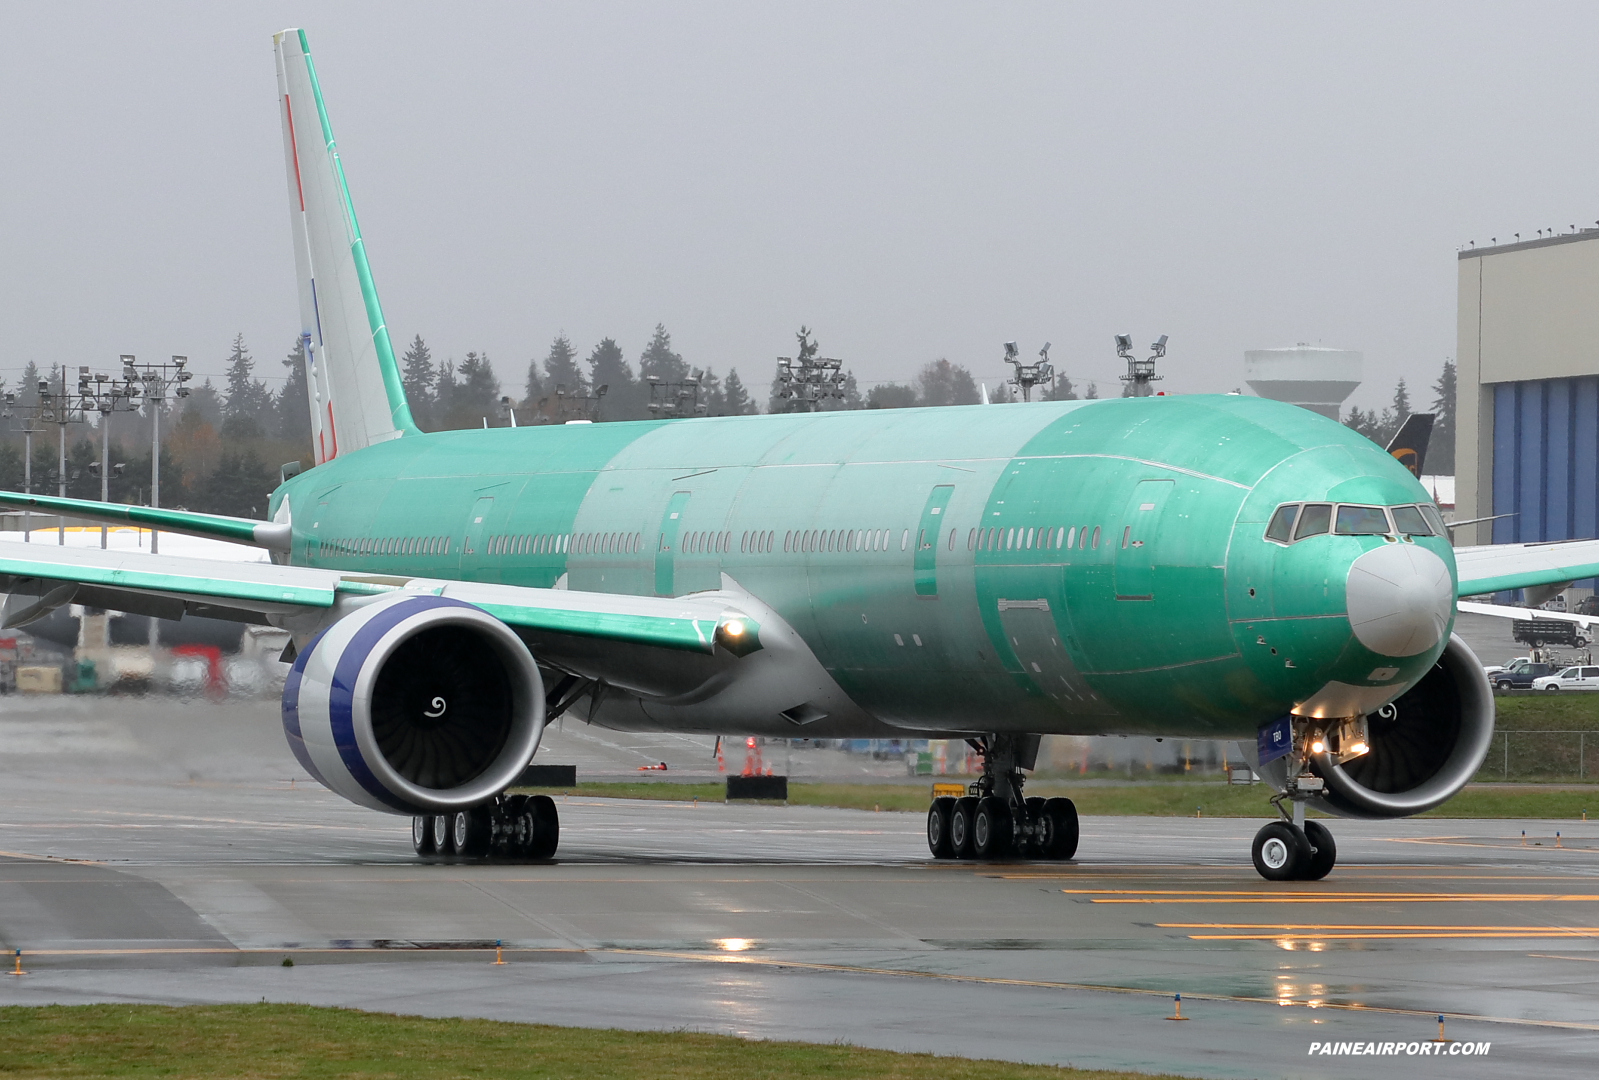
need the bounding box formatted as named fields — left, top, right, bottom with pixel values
left=723, top=619, right=744, bottom=638
left=1310, top=740, right=1326, bottom=754
left=1349, top=741, right=1369, bottom=756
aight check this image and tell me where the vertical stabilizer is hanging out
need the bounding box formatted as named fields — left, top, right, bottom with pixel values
left=274, top=29, right=418, bottom=463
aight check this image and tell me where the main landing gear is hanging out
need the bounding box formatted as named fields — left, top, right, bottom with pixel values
left=927, top=734, right=1078, bottom=861
left=1251, top=795, right=1335, bottom=881
left=411, top=793, right=559, bottom=860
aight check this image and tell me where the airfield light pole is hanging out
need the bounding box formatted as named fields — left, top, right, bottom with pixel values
left=773, top=355, right=846, bottom=412
left=125, top=355, right=191, bottom=553
left=1117, top=334, right=1167, bottom=398
left=1004, top=341, right=1055, bottom=403
left=36, top=369, right=89, bottom=545
left=2, top=389, right=47, bottom=542
left=80, top=363, right=141, bottom=549
left=646, top=374, right=707, bottom=418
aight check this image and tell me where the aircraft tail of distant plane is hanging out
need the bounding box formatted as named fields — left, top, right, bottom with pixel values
left=274, top=29, right=419, bottom=464
left=1385, top=412, right=1434, bottom=478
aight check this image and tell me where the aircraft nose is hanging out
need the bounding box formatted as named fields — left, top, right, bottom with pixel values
left=1344, top=543, right=1453, bottom=657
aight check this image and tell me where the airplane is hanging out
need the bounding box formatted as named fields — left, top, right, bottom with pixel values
left=5, top=27, right=1599, bottom=881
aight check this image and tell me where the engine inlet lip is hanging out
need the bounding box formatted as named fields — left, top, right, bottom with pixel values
left=1311, top=633, right=1495, bottom=817
left=349, top=600, right=545, bottom=812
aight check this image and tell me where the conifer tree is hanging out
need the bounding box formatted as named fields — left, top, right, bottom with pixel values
left=543, top=334, right=588, bottom=397
left=586, top=337, right=640, bottom=419
left=277, top=337, right=312, bottom=449
left=638, top=323, right=689, bottom=383
left=723, top=368, right=754, bottom=415
left=1430, top=360, right=1456, bottom=474
left=400, top=334, right=436, bottom=429
left=444, top=352, right=500, bottom=429
left=221, top=334, right=270, bottom=438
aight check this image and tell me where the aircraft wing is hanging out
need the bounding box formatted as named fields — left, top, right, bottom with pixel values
left=1456, top=599, right=1599, bottom=632
left=1453, top=539, right=1599, bottom=597
left=0, top=543, right=760, bottom=663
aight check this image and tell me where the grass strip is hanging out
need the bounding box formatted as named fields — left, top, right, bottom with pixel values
left=0, top=1004, right=1180, bottom=1080
left=517, top=780, right=1598, bottom=819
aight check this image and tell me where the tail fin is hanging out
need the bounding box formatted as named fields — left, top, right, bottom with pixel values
left=1385, top=413, right=1435, bottom=478
left=274, top=29, right=418, bottom=464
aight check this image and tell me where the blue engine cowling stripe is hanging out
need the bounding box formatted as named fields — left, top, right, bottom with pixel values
left=282, top=625, right=334, bottom=790
left=328, top=596, right=481, bottom=812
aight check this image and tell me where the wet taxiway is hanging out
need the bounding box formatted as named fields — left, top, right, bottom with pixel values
left=2, top=693, right=1596, bottom=1079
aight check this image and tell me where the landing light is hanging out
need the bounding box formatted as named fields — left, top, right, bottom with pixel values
left=1348, top=742, right=1369, bottom=757
left=723, top=619, right=745, bottom=638
left=1310, top=740, right=1326, bottom=754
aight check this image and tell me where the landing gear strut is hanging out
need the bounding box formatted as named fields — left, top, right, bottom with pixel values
left=412, top=792, right=559, bottom=860
left=927, top=734, right=1077, bottom=861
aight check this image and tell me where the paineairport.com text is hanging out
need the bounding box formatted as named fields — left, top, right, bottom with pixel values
left=1308, top=1041, right=1490, bottom=1056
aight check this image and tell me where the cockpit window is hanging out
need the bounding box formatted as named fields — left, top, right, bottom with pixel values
left=1390, top=504, right=1433, bottom=536
left=1334, top=505, right=1391, bottom=535
left=1265, top=504, right=1299, bottom=543
left=1294, top=503, right=1332, bottom=540
left=1419, top=503, right=1448, bottom=536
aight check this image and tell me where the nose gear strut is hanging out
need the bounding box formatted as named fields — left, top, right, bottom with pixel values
left=926, top=733, right=1078, bottom=861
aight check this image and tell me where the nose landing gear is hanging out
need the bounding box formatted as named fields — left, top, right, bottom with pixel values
left=1250, top=792, right=1336, bottom=881
left=926, top=734, right=1078, bottom=861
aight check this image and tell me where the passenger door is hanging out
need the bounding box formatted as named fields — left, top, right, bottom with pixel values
left=459, top=496, right=495, bottom=580
left=913, top=484, right=955, bottom=596
left=654, top=491, right=691, bottom=596
left=1114, top=479, right=1174, bottom=601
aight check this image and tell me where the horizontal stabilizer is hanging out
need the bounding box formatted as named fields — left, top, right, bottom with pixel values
left=0, top=490, right=289, bottom=551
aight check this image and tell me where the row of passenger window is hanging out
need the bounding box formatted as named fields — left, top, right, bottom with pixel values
left=968, top=524, right=1097, bottom=552
left=1264, top=502, right=1447, bottom=545
left=488, top=532, right=642, bottom=556
left=326, top=535, right=450, bottom=557
left=786, top=527, right=910, bottom=554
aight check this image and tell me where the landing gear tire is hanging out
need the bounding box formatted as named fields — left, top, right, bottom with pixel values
left=527, top=794, right=560, bottom=860
left=1301, top=820, right=1337, bottom=880
left=927, top=796, right=956, bottom=859
left=431, top=813, right=453, bottom=854
left=412, top=815, right=436, bottom=855
left=972, top=796, right=1012, bottom=859
left=1023, top=797, right=1048, bottom=857
left=1252, top=821, right=1309, bottom=881
left=949, top=796, right=978, bottom=859
left=452, top=807, right=493, bottom=856
left=1040, top=797, right=1079, bottom=861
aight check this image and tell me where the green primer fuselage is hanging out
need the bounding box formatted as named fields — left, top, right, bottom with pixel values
left=269, top=394, right=1450, bottom=740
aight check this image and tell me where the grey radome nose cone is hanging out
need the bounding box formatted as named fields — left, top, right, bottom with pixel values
left=1345, top=543, right=1453, bottom=657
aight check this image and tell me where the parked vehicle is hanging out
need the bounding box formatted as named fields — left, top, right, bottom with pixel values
left=1483, top=655, right=1531, bottom=677
left=1491, top=661, right=1555, bottom=690
left=1532, top=665, right=1599, bottom=691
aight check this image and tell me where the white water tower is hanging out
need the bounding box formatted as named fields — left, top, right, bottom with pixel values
left=1244, top=345, right=1363, bottom=420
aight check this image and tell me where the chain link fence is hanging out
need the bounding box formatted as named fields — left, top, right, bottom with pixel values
left=1473, top=730, right=1597, bottom=782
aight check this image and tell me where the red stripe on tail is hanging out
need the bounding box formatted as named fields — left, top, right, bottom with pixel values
left=284, top=96, right=305, bottom=212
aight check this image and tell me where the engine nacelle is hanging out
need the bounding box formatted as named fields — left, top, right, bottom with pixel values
left=1254, top=633, right=1495, bottom=818
left=282, top=594, right=545, bottom=815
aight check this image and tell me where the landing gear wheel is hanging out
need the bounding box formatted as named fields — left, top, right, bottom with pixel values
left=412, top=815, right=436, bottom=855
left=1040, top=797, right=1079, bottom=861
left=452, top=807, right=493, bottom=856
left=1301, top=820, right=1336, bottom=880
left=927, top=797, right=956, bottom=859
left=527, top=794, right=560, bottom=859
left=1252, top=821, right=1308, bottom=881
left=1023, top=797, right=1048, bottom=857
left=949, top=797, right=978, bottom=859
left=972, top=796, right=1012, bottom=859
left=431, top=813, right=453, bottom=854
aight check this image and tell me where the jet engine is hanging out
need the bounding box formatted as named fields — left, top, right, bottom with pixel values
left=1256, top=633, right=1495, bottom=818
left=282, top=594, right=545, bottom=814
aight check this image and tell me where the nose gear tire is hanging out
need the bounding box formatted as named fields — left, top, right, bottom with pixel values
left=1301, top=820, right=1336, bottom=880
left=1252, top=821, right=1309, bottom=881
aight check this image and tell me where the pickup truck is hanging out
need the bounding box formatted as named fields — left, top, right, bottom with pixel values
left=1490, top=661, right=1556, bottom=690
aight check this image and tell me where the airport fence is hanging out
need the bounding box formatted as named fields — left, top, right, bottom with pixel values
left=1472, top=730, right=1597, bottom=783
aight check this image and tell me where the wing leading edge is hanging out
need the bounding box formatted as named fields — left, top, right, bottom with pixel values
left=0, top=543, right=759, bottom=659
left=1453, top=539, right=1599, bottom=598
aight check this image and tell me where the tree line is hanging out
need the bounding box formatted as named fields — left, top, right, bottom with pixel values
left=1342, top=359, right=1456, bottom=474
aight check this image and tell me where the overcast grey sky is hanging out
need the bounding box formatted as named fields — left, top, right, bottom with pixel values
left=3, top=2, right=1595, bottom=411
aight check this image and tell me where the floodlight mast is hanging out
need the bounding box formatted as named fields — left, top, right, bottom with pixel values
left=122, top=355, right=190, bottom=553
left=1004, top=341, right=1054, bottom=402
left=774, top=355, right=846, bottom=413
left=1117, top=333, right=1167, bottom=397
left=1, top=387, right=47, bottom=542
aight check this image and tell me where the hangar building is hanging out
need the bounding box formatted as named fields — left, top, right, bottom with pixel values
left=1457, top=230, right=1599, bottom=556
